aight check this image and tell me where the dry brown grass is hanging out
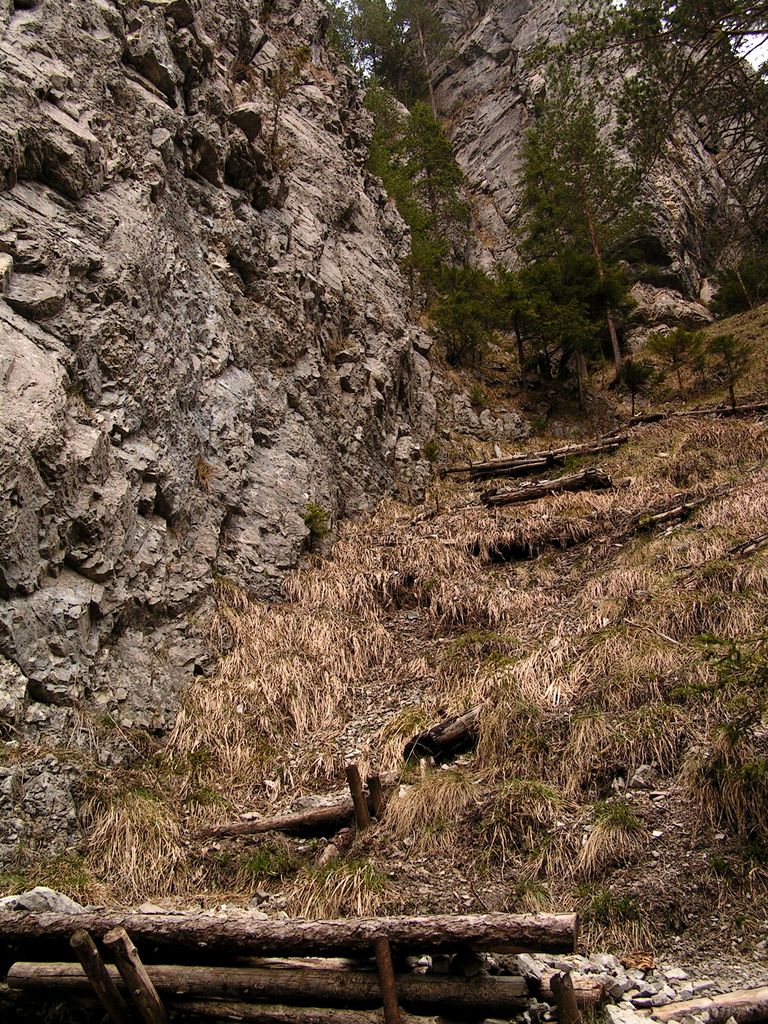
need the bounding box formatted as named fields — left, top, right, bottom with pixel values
left=81, top=785, right=186, bottom=903
left=576, top=799, right=648, bottom=879
left=67, top=414, right=768, bottom=925
left=283, top=858, right=390, bottom=918
left=383, top=767, right=482, bottom=854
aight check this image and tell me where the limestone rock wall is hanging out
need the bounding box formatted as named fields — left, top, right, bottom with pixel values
left=0, top=0, right=437, bottom=789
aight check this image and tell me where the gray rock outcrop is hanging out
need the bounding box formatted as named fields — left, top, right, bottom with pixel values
left=0, top=0, right=440, bottom=856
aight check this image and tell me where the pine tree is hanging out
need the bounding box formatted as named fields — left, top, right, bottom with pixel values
left=705, top=333, right=753, bottom=409
left=618, top=358, right=659, bottom=416
left=646, top=328, right=703, bottom=400
left=521, top=71, right=642, bottom=375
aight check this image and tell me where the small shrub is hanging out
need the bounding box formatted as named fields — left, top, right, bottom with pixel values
left=468, top=383, right=488, bottom=410
left=303, top=502, right=330, bottom=541
left=423, top=437, right=441, bottom=463
left=195, top=457, right=216, bottom=492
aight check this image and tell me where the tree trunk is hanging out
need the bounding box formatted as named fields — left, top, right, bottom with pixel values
left=403, top=704, right=483, bottom=762
left=482, top=468, right=613, bottom=508
left=7, top=962, right=529, bottom=1013
left=576, top=351, right=587, bottom=408
left=196, top=799, right=360, bottom=841
left=651, top=985, right=768, bottom=1023
left=675, top=365, right=686, bottom=400
left=414, top=17, right=437, bottom=117
left=0, top=912, right=579, bottom=959
left=514, top=319, right=528, bottom=388
left=728, top=376, right=736, bottom=410
left=605, top=309, right=622, bottom=374
left=580, top=190, right=621, bottom=372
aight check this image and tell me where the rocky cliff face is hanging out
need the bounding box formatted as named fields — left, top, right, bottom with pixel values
left=0, top=0, right=444, bottom=856
left=431, top=0, right=726, bottom=334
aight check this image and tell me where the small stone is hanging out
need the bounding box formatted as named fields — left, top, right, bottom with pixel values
left=0, top=253, right=12, bottom=293
left=664, top=968, right=689, bottom=982
left=5, top=277, right=65, bottom=320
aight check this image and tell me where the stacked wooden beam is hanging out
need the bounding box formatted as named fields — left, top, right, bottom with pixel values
left=2, top=911, right=584, bottom=1023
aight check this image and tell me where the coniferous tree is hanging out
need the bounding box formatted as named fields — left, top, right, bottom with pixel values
left=521, top=71, right=642, bottom=375
left=532, top=0, right=768, bottom=254
left=646, top=328, right=703, bottom=400
left=705, top=333, right=753, bottom=409
left=618, top=358, right=660, bottom=416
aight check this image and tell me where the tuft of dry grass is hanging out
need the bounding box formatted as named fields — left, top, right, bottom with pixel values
left=576, top=799, right=648, bottom=879
left=283, top=859, right=389, bottom=919
left=487, top=779, right=563, bottom=871
left=81, top=785, right=185, bottom=903
left=383, top=768, right=482, bottom=854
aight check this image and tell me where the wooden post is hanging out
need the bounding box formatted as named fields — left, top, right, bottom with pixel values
left=366, top=775, right=386, bottom=819
left=345, top=764, right=371, bottom=830
left=550, top=971, right=581, bottom=1024
left=70, top=930, right=131, bottom=1024
left=373, top=936, right=401, bottom=1024
left=103, top=926, right=167, bottom=1024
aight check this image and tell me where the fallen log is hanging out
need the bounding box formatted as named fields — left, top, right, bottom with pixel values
left=634, top=495, right=709, bottom=531
left=196, top=799, right=359, bottom=841
left=482, top=468, right=613, bottom=508
left=0, top=911, right=579, bottom=958
left=445, top=435, right=628, bottom=482
left=651, top=985, right=768, bottom=1023
left=630, top=400, right=768, bottom=425
left=7, top=962, right=529, bottom=1012
left=170, top=1003, right=436, bottom=1024
left=728, top=533, right=768, bottom=558
left=403, top=704, right=483, bottom=762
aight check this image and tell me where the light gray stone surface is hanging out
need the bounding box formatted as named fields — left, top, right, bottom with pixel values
left=0, top=0, right=440, bottom=859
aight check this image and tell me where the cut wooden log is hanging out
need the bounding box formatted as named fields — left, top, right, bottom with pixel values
left=168, top=1002, right=437, bottom=1024
left=366, top=775, right=387, bottom=818
left=481, top=468, right=613, bottom=508
left=345, top=765, right=372, bottom=830
left=7, top=961, right=530, bottom=1012
left=103, top=927, right=166, bottom=1024
left=0, top=911, right=578, bottom=958
left=445, top=435, right=628, bottom=482
left=69, top=930, right=131, bottom=1024
left=549, top=972, right=581, bottom=1024
left=403, top=704, right=483, bottom=762
left=539, top=971, right=606, bottom=1008
left=728, top=533, right=768, bottom=558
left=374, top=936, right=401, bottom=1024
left=651, top=984, right=768, bottom=1023
left=196, top=799, right=360, bottom=841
